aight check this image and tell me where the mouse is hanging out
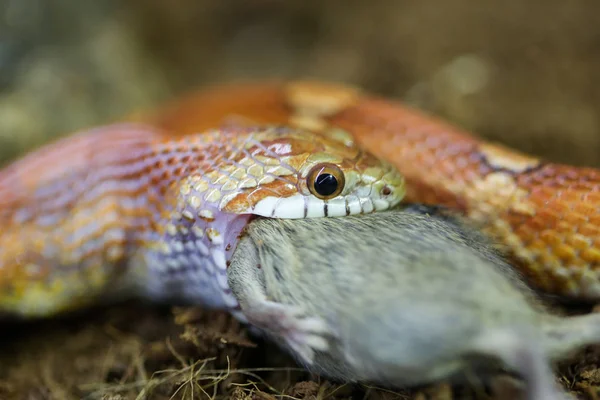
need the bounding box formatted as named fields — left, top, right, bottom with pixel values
left=227, top=205, right=600, bottom=399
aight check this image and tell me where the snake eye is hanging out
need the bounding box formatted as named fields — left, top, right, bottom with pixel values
left=307, top=163, right=345, bottom=199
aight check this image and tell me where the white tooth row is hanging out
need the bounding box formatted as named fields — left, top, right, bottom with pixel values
left=252, top=194, right=391, bottom=218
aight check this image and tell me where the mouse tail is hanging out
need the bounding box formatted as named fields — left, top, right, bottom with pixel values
left=541, top=312, right=600, bottom=362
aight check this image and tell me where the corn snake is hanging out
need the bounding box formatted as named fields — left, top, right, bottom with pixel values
left=147, top=80, right=600, bottom=301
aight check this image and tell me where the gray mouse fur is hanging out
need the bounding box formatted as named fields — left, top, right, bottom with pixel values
left=228, top=206, right=600, bottom=399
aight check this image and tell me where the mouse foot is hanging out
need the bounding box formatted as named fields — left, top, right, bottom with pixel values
left=243, top=300, right=332, bottom=365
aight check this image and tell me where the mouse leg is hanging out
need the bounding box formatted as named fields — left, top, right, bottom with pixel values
left=471, top=328, right=574, bottom=400
left=241, top=299, right=331, bottom=365
left=227, top=238, right=333, bottom=365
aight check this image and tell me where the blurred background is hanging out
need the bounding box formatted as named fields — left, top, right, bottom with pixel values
left=0, top=0, right=599, bottom=166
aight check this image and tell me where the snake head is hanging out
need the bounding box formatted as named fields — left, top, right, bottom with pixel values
left=185, top=126, right=405, bottom=218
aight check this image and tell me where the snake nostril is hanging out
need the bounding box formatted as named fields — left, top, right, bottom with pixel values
left=381, top=185, right=392, bottom=196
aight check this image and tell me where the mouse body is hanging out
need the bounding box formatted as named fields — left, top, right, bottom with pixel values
left=228, top=206, right=600, bottom=399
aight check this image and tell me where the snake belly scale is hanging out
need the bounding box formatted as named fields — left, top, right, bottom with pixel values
left=0, top=124, right=404, bottom=317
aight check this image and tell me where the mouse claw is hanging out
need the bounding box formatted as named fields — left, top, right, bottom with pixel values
left=285, top=325, right=330, bottom=365
left=242, top=300, right=333, bottom=366
left=296, top=316, right=330, bottom=334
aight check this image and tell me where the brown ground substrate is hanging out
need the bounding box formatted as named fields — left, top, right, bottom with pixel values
left=0, top=301, right=599, bottom=400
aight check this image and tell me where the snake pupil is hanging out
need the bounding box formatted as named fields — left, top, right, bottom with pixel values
left=314, top=173, right=339, bottom=197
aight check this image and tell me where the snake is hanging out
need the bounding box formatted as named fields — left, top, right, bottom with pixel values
left=145, top=80, right=600, bottom=302
left=0, top=79, right=598, bottom=319
left=0, top=123, right=404, bottom=317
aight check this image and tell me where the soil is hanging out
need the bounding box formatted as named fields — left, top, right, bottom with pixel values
left=0, top=1, right=599, bottom=399
left=1, top=300, right=599, bottom=400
